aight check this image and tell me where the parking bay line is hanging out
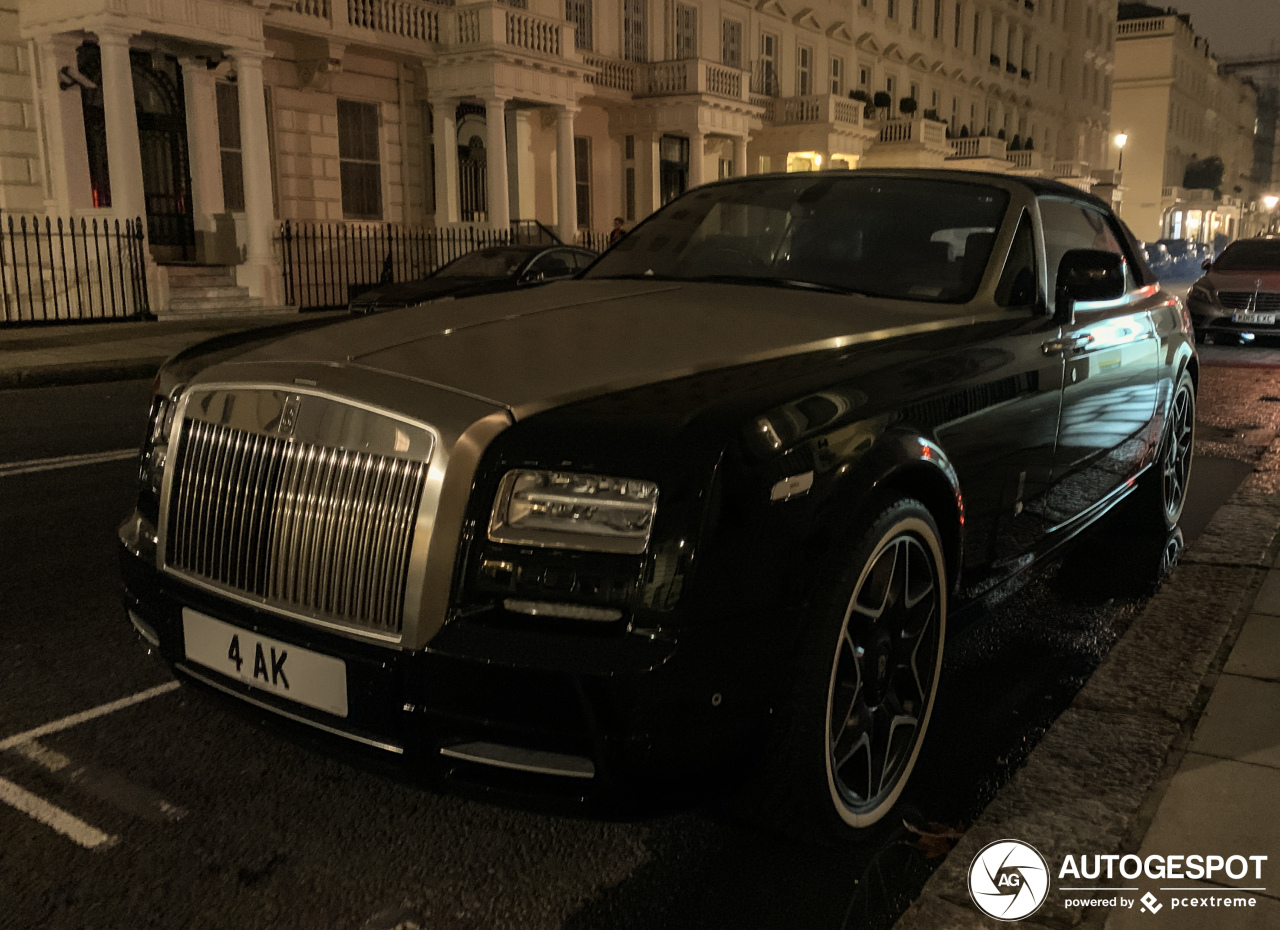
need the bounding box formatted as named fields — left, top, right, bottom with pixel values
left=0, top=448, right=136, bottom=478
left=0, top=681, right=179, bottom=752
left=0, top=683, right=181, bottom=848
left=0, top=776, right=116, bottom=849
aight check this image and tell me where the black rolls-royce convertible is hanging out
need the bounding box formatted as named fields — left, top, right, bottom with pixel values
left=119, top=170, right=1195, bottom=837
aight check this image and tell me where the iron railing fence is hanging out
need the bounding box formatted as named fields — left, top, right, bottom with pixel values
left=0, top=213, right=151, bottom=325
left=278, top=220, right=613, bottom=311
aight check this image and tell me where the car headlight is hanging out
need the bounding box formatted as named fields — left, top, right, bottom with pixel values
left=139, top=387, right=181, bottom=501
left=1189, top=284, right=1217, bottom=305
left=488, top=469, right=659, bottom=554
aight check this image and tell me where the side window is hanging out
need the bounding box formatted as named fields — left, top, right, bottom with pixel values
left=995, top=212, right=1038, bottom=308
left=1039, top=198, right=1129, bottom=291
left=525, top=251, right=574, bottom=280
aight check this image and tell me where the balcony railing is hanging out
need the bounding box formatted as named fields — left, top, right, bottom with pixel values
left=878, top=117, right=948, bottom=148
left=1006, top=150, right=1047, bottom=171
left=1053, top=160, right=1093, bottom=179
left=1117, top=16, right=1177, bottom=38
left=948, top=136, right=1007, bottom=159
left=635, top=58, right=750, bottom=103
left=582, top=53, right=636, bottom=93
left=276, top=0, right=574, bottom=61
left=767, top=94, right=866, bottom=128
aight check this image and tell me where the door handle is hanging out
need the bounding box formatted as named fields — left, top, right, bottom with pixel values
left=1041, top=334, right=1094, bottom=355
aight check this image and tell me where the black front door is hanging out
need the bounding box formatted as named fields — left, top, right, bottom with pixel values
left=77, top=45, right=195, bottom=253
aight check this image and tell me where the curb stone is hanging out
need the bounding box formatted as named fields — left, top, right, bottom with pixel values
left=0, top=359, right=166, bottom=390
left=893, top=439, right=1280, bottom=930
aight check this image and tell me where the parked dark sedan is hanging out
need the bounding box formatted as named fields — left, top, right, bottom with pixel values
left=1186, top=236, right=1280, bottom=343
left=120, top=170, right=1194, bottom=838
left=348, top=244, right=597, bottom=313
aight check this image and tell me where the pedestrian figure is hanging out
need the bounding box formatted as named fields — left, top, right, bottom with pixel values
left=609, top=217, right=626, bottom=245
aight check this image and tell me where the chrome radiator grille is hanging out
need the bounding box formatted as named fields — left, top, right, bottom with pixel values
left=1219, top=291, right=1280, bottom=313
left=166, top=419, right=428, bottom=634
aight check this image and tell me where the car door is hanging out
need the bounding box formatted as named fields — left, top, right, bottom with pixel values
left=932, top=211, right=1067, bottom=570
left=1039, top=197, right=1161, bottom=525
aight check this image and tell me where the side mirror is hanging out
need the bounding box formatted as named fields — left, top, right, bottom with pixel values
left=1202, top=258, right=1213, bottom=271
left=1054, top=249, right=1126, bottom=324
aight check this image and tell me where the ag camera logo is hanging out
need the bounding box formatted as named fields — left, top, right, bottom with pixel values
left=968, top=839, right=1051, bottom=921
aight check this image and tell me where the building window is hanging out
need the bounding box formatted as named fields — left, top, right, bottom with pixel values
left=973, top=12, right=980, bottom=54
left=859, top=66, right=870, bottom=90
left=574, top=136, right=591, bottom=229
left=659, top=134, right=689, bottom=205
left=933, top=0, right=941, bottom=37
left=911, top=0, right=920, bottom=30
left=831, top=56, right=844, bottom=95
left=675, top=3, right=697, bottom=60
left=337, top=99, right=381, bottom=220
left=888, top=0, right=897, bottom=19
left=757, top=32, right=778, bottom=96
left=215, top=82, right=244, bottom=212
left=624, top=0, right=647, bottom=63
left=718, top=157, right=732, bottom=179
left=797, top=45, right=813, bottom=95
left=566, top=0, right=592, bottom=51
left=886, top=75, right=896, bottom=98
left=722, top=19, right=742, bottom=68
left=954, top=2, right=961, bottom=45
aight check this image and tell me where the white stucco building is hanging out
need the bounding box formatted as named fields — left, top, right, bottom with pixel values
left=1111, top=3, right=1263, bottom=244
left=0, top=0, right=1123, bottom=315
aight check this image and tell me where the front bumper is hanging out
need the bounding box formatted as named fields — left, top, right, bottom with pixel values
left=119, top=512, right=760, bottom=798
left=1188, top=300, right=1280, bottom=341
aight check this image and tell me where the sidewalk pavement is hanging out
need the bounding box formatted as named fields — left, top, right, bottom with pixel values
left=895, top=430, right=1280, bottom=928
left=0, top=312, right=342, bottom=389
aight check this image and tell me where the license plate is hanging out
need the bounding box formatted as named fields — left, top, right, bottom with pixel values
left=182, top=609, right=348, bottom=717
left=1232, top=312, right=1276, bottom=325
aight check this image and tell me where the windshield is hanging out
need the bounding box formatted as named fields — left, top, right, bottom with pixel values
left=435, top=248, right=529, bottom=279
left=1213, top=239, right=1280, bottom=272
left=585, top=175, right=1010, bottom=302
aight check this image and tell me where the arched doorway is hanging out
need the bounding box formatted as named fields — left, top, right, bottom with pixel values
left=77, top=44, right=196, bottom=259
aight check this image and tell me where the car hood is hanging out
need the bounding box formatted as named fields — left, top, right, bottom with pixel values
left=204, top=280, right=985, bottom=418
left=1204, top=269, right=1280, bottom=291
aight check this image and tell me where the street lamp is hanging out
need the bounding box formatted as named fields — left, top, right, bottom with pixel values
left=1114, top=132, right=1129, bottom=173
left=1265, top=194, right=1279, bottom=234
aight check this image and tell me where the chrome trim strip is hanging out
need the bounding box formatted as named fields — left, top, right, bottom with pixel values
left=439, top=741, right=596, bottom=779
left=176, top=663, right=405, bottom=755
left=411, top=410, right=513, bottom=648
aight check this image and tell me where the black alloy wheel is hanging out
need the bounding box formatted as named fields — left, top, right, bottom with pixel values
left=826, top=514, right=944, bottom=827
left=1161, top=373, right=1195, bottom=528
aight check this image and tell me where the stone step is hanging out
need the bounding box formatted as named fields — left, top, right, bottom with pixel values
left=171, top=276, right=236, bottom=289
left=168, top=285, right=251, bottom=300
left=155, top=304, right=299, bottom=321
left=167, top=295, right=264, bottom=312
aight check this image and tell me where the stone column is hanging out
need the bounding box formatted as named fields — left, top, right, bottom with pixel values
left=34, top=34, right=92, bottom=211
left=96, top=29, right=146, bottom=222
left=688, top=130, right=705, bottom=189
left=431, top=97, right=459, bottom=226
left=178, top=57, right=224, bottom=262
left=506, top=108, right=535, bottom=221
left=555, top=105, right=578, bottom=243
left=732, top=135, right=748, bottom=177
left=484, top=96, right=509, bottom=231
left=230, top=50, right=279, bottom=302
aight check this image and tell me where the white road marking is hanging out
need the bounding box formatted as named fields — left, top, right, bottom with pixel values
left=0, top=776, right=116, bottom=849
left=0, top=681, right=179, bottom=752
left=0, top=448, right=136, bottom=478
left=16, top=740, right=188, bottom=823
